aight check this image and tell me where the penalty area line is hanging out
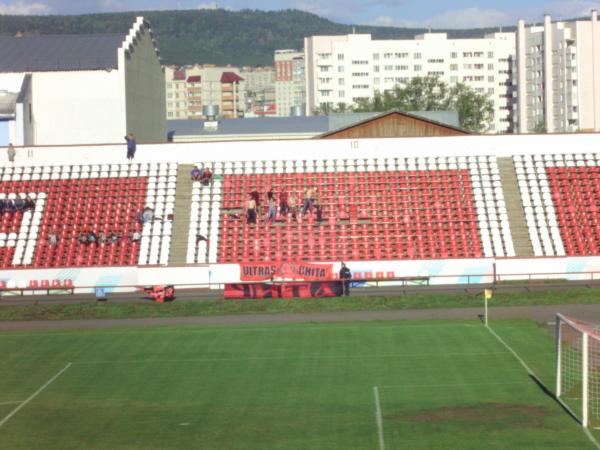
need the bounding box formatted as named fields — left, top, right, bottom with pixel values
left=0, top=362, right=72, bottom=429
left=0, top=401, right=24, bottom=406
left=373, top=386, right=385, bottom=450
left=486, top=325, right=600, bottom=450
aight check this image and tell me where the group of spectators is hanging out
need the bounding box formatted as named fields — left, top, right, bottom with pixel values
left=191, top=165, right=213, bottom=185
left=245, top=186, right=323, bottom=225
left=0, top=195, right=36, bottom=214
left=47, top=230, right=141, bottom=246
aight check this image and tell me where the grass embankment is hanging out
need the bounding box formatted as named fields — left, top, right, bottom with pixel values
left=0, top=286, right=599, bottom=321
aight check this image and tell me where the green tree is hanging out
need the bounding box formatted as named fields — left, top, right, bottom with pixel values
left=313, top=102, right=353, bottom=115
left=353, top=76, right=494, bottom=132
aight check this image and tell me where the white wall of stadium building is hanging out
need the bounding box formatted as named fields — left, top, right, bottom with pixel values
left=304, top=32, right=516, bottom=133
left=2, top=132, right=600, bottom=292
left=0, top=17, right=166, bottom=147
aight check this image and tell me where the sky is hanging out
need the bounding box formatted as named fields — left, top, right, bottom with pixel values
left=0, top=0, right=599, bottom=28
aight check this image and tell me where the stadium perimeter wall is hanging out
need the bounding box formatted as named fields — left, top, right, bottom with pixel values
left=3, top=132, right=600, bottom=166
left=2, top=256, right=600, bottom=294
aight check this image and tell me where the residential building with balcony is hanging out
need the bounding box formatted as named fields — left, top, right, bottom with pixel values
left=275, top=50, right=306, bottom=116
left=515, top=11, right=600, bottom=133
left=165, top=65, right=245, bottom=120
left=304, top=32, right=516, bottom=133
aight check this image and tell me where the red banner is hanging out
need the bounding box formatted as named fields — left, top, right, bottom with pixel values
left=224, top=282, right=342, bottom=299
left=240, top=262, right=333, bottom=282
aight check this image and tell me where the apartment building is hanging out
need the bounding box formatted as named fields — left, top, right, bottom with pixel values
left=240, top=66, right=276, bottom=116
left=304, top=33, right=516, bottom=132
left=275, top=50, right=306, bottom=116
left=165, top=65, right=245, bottom=119
left=515, top=11, right=600, bottom=133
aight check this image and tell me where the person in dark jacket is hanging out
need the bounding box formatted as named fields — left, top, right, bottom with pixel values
left=339, top=262, right=352, bottom=296
left=125, top=133, right=136, bottom=160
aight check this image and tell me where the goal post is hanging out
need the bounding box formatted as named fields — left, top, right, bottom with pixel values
left=556, top=313, right=600, bottom=428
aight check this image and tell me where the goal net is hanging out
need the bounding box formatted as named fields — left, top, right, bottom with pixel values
left=556, top=313, right=600, bottom=428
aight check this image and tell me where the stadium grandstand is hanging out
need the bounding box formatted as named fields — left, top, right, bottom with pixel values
left=1, top=131, right=600, bottom=295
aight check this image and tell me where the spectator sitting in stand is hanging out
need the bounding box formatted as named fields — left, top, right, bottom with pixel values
left=196, top=234, right=209, bottom=245
left=139, top=207, right=154, bottom=224
left=110, top=232, right=119, bottom=244
left=23, top=195, right=35, bottom=211
left=98, top=231, right=107, bottom=243
left=14, top=195, right=25, bottom=211
left=191, top=166, right=202, bottom=181
left=47, top=231, right=59, bottom=246
left=132, top=231, right=141, bottom=242
left=302, top=187, right=316, bottom=215
left=78, top=232, right=88, bottom=245
left=5, top=199, right=15, bottom=213
left=88, top=231, right=98, bottom=245
left=200, top=167, right=213, bottom=186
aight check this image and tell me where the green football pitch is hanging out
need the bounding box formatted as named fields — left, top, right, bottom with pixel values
left=0, top=319, right=598, bottom=449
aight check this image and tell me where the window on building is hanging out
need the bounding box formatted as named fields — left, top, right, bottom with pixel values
left=373, top=78, right=380, bottom=84
left=488, top=88, right=495, bottom=94
left=450, top=64, right=458, bottom=71
left=338, top=78, right=344, bottom=85
left=352, top=60, right=369, bottom=65
left=352, top=72, right=369, bottom=77
left=488, top=76, right=495, bottom=82
left=487, top=63, right=494, bottom=70
left=414, top=52, right=421, bottom=59
left=337, top=54, right=344, bottom=61
left=395, top=52, right=409, bottom=58
left=451, top=52, right=458, bottom=58
left=474, top=64, right=484, bottom=70
left=427, top=58, right=444, bottom=63
left=374, top=65, right=380, bottom=72
left=338, top=90, right=345, bottom=97
left=338, top=66, right=344, bottom=73
left=373, top=53, right=380, bottom=60
left=384, top=53, right=393, bottom=59
left=487, top=51, right=494, bottom=58
left=414, top=65, right=422, bottom=71
left=320, top=66, right=331, bottom=72
left=352, top=85, right=370, bottom=89
left=317, top=53, right=331, bottom=59
left=474, top=51, right=484, bottom=57
left=463, top=52, right=473, bottom=57
left=463, top=64, right=472, bottom=70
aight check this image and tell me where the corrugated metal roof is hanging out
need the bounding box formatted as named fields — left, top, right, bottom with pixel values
left=0, top=34, right=125, bottom=73
left=167, top=111, right=461, bottom=139
left=168, top=116, right=329, bottom=136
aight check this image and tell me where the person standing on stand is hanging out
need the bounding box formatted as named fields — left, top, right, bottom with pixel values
left=7, top=143, right=15, bottom=163
left=339, top=262, right=352, bottom=296
left=125, top=133, right=136, bottom=160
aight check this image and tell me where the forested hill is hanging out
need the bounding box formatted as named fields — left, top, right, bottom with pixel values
left=0, top=9, right=514, bottom=66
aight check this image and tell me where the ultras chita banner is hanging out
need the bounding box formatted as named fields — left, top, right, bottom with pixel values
left=240, top=262, right=333, bottom=281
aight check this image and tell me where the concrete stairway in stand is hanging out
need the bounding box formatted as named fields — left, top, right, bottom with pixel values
left=169, top=164, right=194, bottom=264
left=497, top=157, right=534, bottom=257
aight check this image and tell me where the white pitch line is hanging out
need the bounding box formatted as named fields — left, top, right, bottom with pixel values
left=69, top=351, right=510, bottom=366
left=0, top=401, right=24, bottom=406
left=373, top=386, right=385, bottom=450
left=378, top=380, right=532, bottom=389
left=0, top=362, right=72, bottom=429
left=486, top=325, right=600, bottom=450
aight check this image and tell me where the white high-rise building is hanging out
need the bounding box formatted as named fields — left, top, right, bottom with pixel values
left=275, top=50, right=306, bottom=116
left=515, top=11, right=600, bottom=133
left=304, top=33, right=516, bottom=132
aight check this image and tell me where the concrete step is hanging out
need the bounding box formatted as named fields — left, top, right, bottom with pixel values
left=169, top=164, right=194, bottom=264
left=497, top=157, right=534, bottom=257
